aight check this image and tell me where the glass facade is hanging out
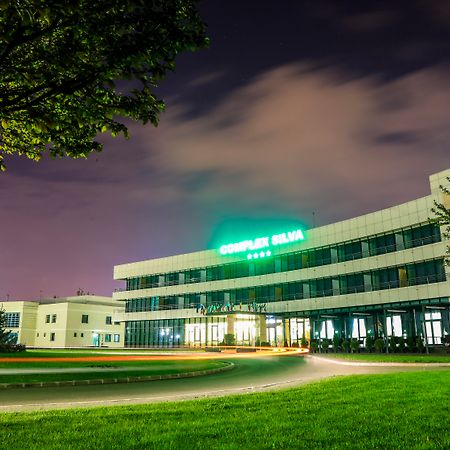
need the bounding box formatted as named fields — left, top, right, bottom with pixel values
left=125, top=223, right=441, bottom=292
left=125, top=258, right=446, bottom=313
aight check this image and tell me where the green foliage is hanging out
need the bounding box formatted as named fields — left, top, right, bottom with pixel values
left=430, top=177, right=450, bottom=265
left=332, top=334, right=340, bottom=352
left=406, top=336, right=416, bottom=352
left=223, top=333, right=235, bottom=346
left=0, top=372, right=449, bottom=448
left=321, top=338, right=331, bottom=352
left=300, top=337, right=309, bottom=348
left=309, top=340, right=318, bottom=353
left=416, top=336, right=425, bottom=353
left=341, top=339, right=350, bottom=353
left=0, top=0, right=208, bottom=170
left=350, top=338, right=360, bottom=353
left=389, top=336, right=399, bottom=353
left=374, top=338, right=385, bottom=353
left=365, top=335, right=375, bottom=353
left=0, top=306, right=13, bottom=345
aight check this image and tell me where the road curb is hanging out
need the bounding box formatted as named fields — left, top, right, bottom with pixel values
left=0, top=362, right=235, bottom=389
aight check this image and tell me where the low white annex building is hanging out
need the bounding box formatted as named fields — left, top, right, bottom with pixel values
left=1, top=295, right=125, bottom=348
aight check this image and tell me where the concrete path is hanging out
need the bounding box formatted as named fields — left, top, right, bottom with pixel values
left=1, top=355, right=448, bottom=413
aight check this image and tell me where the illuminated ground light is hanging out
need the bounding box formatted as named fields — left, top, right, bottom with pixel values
left=247, top=250, right=272, bottom=260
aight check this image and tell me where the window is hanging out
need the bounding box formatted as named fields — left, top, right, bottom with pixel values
left=45, top=314, right=50, bottom=323
left=51, top=314, right=57, bottom=323
left=73, top=332, right=77, bottom=337
left=105, top=334, right=112, bottom=342
left=36, top=332, right=39, bottom=337
left=5, top=312, right=20, bottom=328
left=106, top=316, right=112, bottom=325
left=114, top=334, right=120, bottom=343
left=50, top=332, right=55, bottom=341
left=81, top=314, right=89, bottom=324
left=81, top=333, right=84, bottom=337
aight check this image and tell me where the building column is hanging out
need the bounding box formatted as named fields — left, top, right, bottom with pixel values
left=258, top=315, right=267, bottom=345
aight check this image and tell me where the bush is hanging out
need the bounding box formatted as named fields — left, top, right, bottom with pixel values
left=0, top=343, right=26, bottom=353
left=321, top=338, right=331, bottom=353
left=365, top=336, right=375, bottom=353
left=389, top=336, right=399, bottom=353
left=350, top=338, right=360, bottom=353
left=374, top=338, right=384, bottom=353
left=341, top=339, right=350, bottom=353
left=309, top=340, right=319, bottom=353
left=223, top=334, right=235, bottom=346
left=300, top=337, right=309, bottom=348
left=332, top=335, right=340, bottom=352
left=406, top=336, right=416, bottom=352
left=416, top=336, right=425, bottom=353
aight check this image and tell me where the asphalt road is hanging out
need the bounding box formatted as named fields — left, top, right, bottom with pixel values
left=0, top=355, right=446, bottom=412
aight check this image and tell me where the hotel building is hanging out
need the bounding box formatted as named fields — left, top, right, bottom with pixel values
left=113, top=169, right=450, bottom=350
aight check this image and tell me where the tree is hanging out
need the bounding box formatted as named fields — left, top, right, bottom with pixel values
left=0, top=0, right=208, bottom=170
left=0, top=306, right=13, bottom=344
left=430, top=177, right=450, bottom=266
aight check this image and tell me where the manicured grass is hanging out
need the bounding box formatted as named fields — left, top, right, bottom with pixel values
left=317, top=353, right=450, bottom=363
left=0, top=349, right=204, bottom=369
left=0, top=370, right=449, bottom=448
left=0, top=360, right=228, bottom=384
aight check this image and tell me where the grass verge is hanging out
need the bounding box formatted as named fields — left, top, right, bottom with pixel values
left=0, top=360, right=227, bottom=384
left=0, top=370, right=449, bottom=448
left=315, top=353, right=450, bottom=363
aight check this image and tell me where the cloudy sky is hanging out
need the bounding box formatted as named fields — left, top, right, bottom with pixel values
left=2, top=0, right=450, bottom=300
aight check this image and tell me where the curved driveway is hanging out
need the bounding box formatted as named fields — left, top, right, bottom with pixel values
left=0, top=355, right=447, bottom=412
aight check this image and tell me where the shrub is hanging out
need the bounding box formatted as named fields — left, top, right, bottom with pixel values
left=365, top=336, right=375, bottom=353
left=389, top=336, right=399, bottom=353
left=309, top=340, right=319, bottom=353
left=332, top=335, right=340, bottom=352
left=223, top=334, right=235, bottom=346
left=321, top=338, right=331, bottom=353
left=341, top=339, right=350, bottom=353
left=350, top=338, right=360, bottom=353
left=406, top=336, right=416, bottom=352
left=0, top=343, right=26, bottom=353
left=416, top=336, right=425, bottom=353
left=374, top=338, right=385, bottom=353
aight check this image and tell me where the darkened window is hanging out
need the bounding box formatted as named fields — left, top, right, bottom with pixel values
left=105, top=334, right=112, bottom=342
left=106, top=316, right=112, bottom=325
left=74, top=332, right=77, bottom=337
left=50, top=332, right=55, bottom=341
left=51, top=314, right=57, bottom=323
left=45, top=314, right=50, bottom=323
left=81, top=333, right=84, bottom=337
left=81, top=314, right=89, bottom=324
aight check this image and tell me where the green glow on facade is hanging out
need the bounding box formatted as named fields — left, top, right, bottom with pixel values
left=219, top=229, right=305, bottom=259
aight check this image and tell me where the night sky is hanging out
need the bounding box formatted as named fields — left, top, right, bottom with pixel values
left=2, top=0, right=450, bottom=300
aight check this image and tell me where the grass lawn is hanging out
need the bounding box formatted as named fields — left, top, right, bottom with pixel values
left=0, top=349, right=206, bottom=369
left=0, top=370, right=448, bottom=449
left=316, top=353, right=450, bottom=363
left=0, top=360, right=228, bottom=384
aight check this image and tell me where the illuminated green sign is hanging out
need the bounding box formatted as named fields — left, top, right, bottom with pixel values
left=219, top=229, right=305, bottom=260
